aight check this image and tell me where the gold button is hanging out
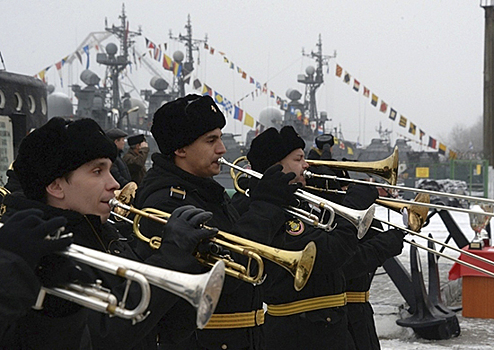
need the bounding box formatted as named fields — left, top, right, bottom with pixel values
left=326, top=317, right=331, bottom=322
left=221, top=344, right=228, bottom=349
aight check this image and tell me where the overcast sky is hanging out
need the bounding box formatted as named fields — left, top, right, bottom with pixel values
left=0, top=0, right=486, bottom=150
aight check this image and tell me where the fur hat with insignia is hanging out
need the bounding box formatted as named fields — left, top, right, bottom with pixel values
left=247, top=126, right=305, bottom=173
left=14, top=117, right=117, bottom=201
left=151, top=94, right=226, bottom=155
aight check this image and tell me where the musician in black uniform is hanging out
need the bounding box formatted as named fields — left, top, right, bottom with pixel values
left=135, top=94, right=298, bottom=350
left=305, top=134, right=405, bottom=350
left=231, top=126, right=378, bottom=350
left=0, top=117, right=217, bottom=350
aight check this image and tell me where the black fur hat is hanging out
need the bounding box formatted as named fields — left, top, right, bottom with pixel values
left=127, top=134, right=145, bottom=147
left=14, top=117, right=117, bottom=201
left=315, top=134, right=334, bottom=149
left=247, top=126, right=305, bottom=173
left=151, top=94, right=226, bottom=155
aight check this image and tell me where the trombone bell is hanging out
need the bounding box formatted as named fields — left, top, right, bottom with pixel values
left=306, top=146, right=399, bottom=185
left=377, top=193, right=430, bottom=232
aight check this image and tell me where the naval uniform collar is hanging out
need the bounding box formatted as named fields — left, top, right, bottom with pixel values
left=152, top=152, right=226, bottom=198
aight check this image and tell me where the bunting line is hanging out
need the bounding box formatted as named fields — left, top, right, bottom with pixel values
left=333, top=61, right=457, bottom=158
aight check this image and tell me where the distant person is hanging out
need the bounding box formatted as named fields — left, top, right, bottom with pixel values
left=123, top=134, right=149, bottom=185
left=106, top=128, right=131, bottom=188
left=307, top=133, right=334, bottom=160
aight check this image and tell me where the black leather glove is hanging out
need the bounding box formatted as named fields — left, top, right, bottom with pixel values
left=36, top=255, right=93, bottom=288
left=249, top=164, right=300, bottom=207
left=161, top=205, right=217, bottom=255
left=0, top=209, right=71, bottom=270
left=342, top=184, right=378, bottom=210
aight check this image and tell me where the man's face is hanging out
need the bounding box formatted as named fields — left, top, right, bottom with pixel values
left=56, top=158, right=119, bottom=223
left=114, top=137, right=126, bottom=151
left=279, top=148, right=309, bottom=186
left=175, top=128, right=226, bottom=178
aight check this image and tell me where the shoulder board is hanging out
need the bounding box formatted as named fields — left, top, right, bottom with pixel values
left=169, top=186, right=186, bottom=200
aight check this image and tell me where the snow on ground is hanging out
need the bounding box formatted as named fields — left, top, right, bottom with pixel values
left=372, top=206, right=494, bottom=349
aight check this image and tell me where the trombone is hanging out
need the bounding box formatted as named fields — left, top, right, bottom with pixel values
left=302, top=150, right=494, bottom=278
left=218, top=157, right=375, bottom=239
left=109, top=199, right=316, bottom=292
left=309, top=183, right=494, bottom=277
left=34, top=242, right=225, bottom=328
left=304, top=165, right=494, bottom=217
left=306, top=146, right=399, bottom=185
left=377, top=220, right=494, bottom=279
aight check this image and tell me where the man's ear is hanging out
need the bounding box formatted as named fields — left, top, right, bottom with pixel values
left=174, top=147, right=187, bottom=158
left=46, top=178, right=65, bottom=200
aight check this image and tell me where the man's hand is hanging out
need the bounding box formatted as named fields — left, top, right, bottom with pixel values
left=161, top=205, right=217, bottom=255
left=0, top=209, right=71, bottom=270
left=250, top=164, right=300, bottom=207
left=342, top=184, right=378, bottom=210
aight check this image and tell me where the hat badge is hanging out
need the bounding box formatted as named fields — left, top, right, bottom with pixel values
left=211, top=105, right=217, bottom=113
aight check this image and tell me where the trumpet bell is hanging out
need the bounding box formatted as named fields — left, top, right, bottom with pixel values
left=294, top=241, right=317, bottom=291
left=356, top=205, right=376, bottom=239
left=191, top=260, right=226, bottom=328
left=65, top=244, right=225, bottom=329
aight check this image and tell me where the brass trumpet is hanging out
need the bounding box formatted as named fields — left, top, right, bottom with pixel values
left=109, top=199, right=316, bottom=292
left=218, top=157, right=375, bottom=239
left=34, top=242, right=225, bottom=328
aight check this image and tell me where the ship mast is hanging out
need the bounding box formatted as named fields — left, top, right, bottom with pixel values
left=99, top=3, right=141, bottom=128
left=169, top=14, right=207, bottom=97
left=298, top=34, right=336, bottom=137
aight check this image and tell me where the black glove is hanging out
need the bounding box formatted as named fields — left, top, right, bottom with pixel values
left=385, top=229, right=406, bottom=257
left=342, top=184, right=378, bottom=210
left=249, top=164, right=300, bottom=207
left=161, top=205, right=217, bottom=255
left=320, top=144, right=332, bottom=160
left=36, top=255, right=93, bottom=288
left=0, top=209, right=70, bottom=270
